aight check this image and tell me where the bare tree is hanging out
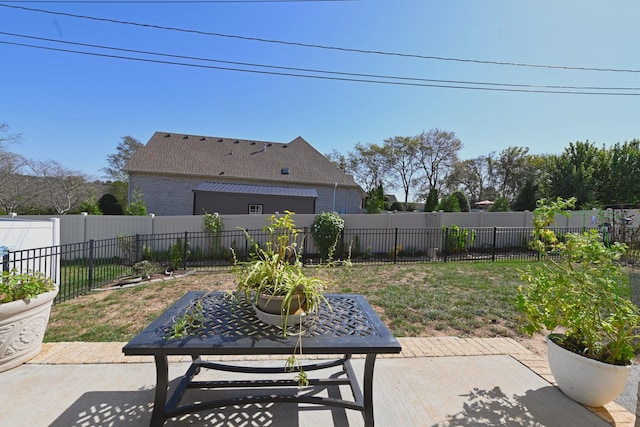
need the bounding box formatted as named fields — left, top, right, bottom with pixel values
left=415, top=129, right=463, bottom=194
left=36, top=160, right=92, bottom=214
left=382, top=136, right=422, bottom=205
left=446, top=155, right=494, bottom=204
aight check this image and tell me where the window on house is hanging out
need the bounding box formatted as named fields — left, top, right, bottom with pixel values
left=248, top=204, right=263, bottom=215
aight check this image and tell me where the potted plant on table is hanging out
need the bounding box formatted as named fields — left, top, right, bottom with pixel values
left=234, top=211, right=328, bottom=332
left=0, top=270, right=57, bottom=372
left=517, top=197, right=640, bottom=407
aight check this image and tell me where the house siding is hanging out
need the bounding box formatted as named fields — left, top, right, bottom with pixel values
left=130, top=173, right=363, bottom=215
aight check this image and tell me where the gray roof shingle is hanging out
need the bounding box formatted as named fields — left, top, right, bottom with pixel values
left=125, top=132, right=361, bottom=189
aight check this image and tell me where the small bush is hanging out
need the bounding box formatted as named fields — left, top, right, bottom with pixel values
left=311, top=212, right=345, bottom=261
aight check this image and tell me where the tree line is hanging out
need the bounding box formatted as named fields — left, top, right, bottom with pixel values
left=327, top=129, right=640, bottom=212
left=3, top=121, right=638, bottom=215
left=0, top=122, right=144, bottom=215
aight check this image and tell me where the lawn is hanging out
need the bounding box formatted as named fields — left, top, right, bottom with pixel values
left=45, top=261, right=535, bottom=344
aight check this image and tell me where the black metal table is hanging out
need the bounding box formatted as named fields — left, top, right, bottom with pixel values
left=123, top=292, right=402, bottom=426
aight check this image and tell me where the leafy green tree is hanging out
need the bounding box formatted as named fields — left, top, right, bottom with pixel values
left=365, top=184, right=385, bottom=213
left=79, top=190, right=102, bottom=215
left=489, top=197, right=510, bottom=212
left=489, top=146, right=536, bottom=203
left=542, top=141, right=600, bottom=208
left=437, top=194, right=461, bottom=212
left=389, top=201, right=405, bottom=211
left=595, top=140, right=640, bottom=206
left=344, top=143, right=391, bottom=193
left=451, top=190, right=470, bottom=212
left=511, top=178, right=539, bottom=211
left=98, top=193, right=123, bottom=215
left=424, top=188, right=439, bottom=212
left=125, top=189, right=147, bottom=215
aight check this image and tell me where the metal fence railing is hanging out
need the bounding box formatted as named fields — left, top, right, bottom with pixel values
left=2, top=226, right=638, bottom=304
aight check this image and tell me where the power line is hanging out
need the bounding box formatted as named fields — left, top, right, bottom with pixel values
left=2, top=3, right=639, bottom=74
left=2, top=39, right=639, bottom=95
left=0, top=0, right=354, bottom=3
left=3, top=31, right=640, bottom=92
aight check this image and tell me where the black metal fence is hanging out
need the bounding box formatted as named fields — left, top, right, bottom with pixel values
left=2, top=226, right=638, bottom=304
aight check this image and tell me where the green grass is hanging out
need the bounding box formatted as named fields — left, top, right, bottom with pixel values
left=44, top=261, right=553, bottom=342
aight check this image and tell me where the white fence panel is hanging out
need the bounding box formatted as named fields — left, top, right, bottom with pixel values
left=2, top=209, right=610, bottom=247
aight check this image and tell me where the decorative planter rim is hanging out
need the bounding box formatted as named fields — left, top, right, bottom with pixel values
left=0, top=287, right=59, bottom=319
left=546, top=334, right=633, bottom=369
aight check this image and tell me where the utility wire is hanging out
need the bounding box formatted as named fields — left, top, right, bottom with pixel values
left=0, top=0, right=354, bottom=3
left=2, top=39, right=639, bottom=95
left=2, top=3, right=639, bottom=74
left=3, top=31, right=639, bottom=92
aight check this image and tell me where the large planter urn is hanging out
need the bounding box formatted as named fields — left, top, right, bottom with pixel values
left=0, top=288, right=58, bottom=373
left=546, top=335, right=632, bottom=407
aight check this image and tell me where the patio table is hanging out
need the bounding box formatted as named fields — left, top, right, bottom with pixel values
left=123, top=292, right=402, bottom=426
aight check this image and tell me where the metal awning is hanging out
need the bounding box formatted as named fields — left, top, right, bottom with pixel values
left=192, top=182, right=318, bottom=198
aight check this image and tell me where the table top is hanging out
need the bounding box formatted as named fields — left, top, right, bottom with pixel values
left=123, top=292, right=402, bottom=356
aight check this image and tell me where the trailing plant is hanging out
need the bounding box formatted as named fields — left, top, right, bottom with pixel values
left=310, top=211, right=344, bottom=261
left=0, top=270, right=55, bottom=303
left=232, top=211, right=330, bottom=386
left=234, top=211, right=329, bottom=327
left=517, top=197, right=640, bottom=366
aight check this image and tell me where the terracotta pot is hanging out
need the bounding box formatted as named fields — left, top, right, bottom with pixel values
left=546, top=335, right=632, bottom=407
left=0, top=287, right=58, bottom=372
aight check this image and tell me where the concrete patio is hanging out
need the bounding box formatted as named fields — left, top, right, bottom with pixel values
left=0, top=337, right=636, bottom=426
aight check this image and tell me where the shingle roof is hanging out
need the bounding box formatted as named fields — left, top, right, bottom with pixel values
left=193, top=182, right=318, bottom=198
left=125, top=132, right=361, bottom=189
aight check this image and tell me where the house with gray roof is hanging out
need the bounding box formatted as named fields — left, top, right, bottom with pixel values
left=124, top=132, right=364, bottom=216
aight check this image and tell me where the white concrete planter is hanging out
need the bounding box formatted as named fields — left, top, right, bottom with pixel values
left=546, top=335, right=632, bottom=407
left=0, top=288, right=58, bottom=373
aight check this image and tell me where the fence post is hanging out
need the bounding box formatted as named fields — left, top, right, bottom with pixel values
left=393, top=228, right=398, bottom=264
left=135, top=234, right=141, bottom=264
left=182, top=231, right=189, bottom=270
left=492, top=227, right=497, bottom=262
left=88, top=239, right=94, bottom=290
left=443, top=227, right=449, bottom=263
left=303, top=227, right=309, bottom=264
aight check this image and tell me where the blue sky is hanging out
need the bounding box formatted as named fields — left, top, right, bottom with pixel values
left=1, top=0, right=639, bottom=180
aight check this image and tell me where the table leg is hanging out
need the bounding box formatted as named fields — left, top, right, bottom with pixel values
left=363, top=354, right=377, bottom=427
left=150, top=354, right=169, bottom=427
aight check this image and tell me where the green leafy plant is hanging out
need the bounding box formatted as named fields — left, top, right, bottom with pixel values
left=233, top=211, right=330, bottom=386
left=0, top=270, right=55, bottom=303
left=234, top=211, right=329, bottom=326
left=203, top=212, right=224, bottom=258
left=445, top=225, right=475, bottom=254
left=125, top=188, right=147, bottom=216
left=310, top=211, right=345, bottom=261
left=168, top=238, right=189, bottom=271
left=517, top=197, right=640, bottom=366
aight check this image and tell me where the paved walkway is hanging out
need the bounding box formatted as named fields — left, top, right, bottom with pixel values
left=7, top=337, right=635, bottom=427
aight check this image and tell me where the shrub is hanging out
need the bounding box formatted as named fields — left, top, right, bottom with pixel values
left=311, top=212, right=345, bottom=261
